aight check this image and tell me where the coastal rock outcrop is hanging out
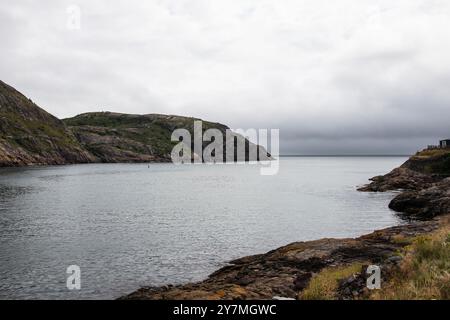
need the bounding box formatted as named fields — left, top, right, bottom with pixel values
left=359, top=149, right=450, bottom=220
left=358, top=150, right=450, bottom=192
left=357, top=167, right=438, bottom=192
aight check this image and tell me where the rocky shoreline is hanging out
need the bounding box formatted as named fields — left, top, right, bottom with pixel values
left=358, top=150, right=450, bottom=220
left=120, top=149, right=450, bottom=300
left=121, top=217, right=446, bottom=300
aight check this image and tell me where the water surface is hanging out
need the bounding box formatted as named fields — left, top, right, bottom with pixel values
left=0, top=157, right=406, bottom=299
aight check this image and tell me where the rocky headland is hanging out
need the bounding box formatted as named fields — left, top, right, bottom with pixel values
left=121, top=149, right=450, bottom=300
left=0, top=80, right=270, bottom=167
left=359, top=149, right=450, bottom=220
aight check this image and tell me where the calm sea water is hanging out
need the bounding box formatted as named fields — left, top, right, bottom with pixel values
left=0, top=157, right=406, bottom=299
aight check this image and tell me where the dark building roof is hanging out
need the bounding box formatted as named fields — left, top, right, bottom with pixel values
left=440, top=139, right=450, bottom=147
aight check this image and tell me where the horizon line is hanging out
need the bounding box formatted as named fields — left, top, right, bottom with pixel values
left=279, top=154, right=410, bottom=157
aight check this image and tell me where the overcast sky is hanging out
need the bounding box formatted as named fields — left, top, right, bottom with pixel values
left=1, top=0, right=450, bottom=154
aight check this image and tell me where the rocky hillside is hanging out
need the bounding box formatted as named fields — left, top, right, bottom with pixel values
left=0, top=80, right=271, bottom=166
left=0, top=80, right=95, bottom=166
left=64, top=112, right=271, bottom=163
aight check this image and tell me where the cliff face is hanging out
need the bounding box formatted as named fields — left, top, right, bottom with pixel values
left=0, top=80, right=271, bottom=166
left=0, top=80, right=96, bottom=166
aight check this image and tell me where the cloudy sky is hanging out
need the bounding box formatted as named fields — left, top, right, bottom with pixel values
left=1, top=0, right=450, bottom=154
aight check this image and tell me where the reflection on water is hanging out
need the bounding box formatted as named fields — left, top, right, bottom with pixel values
left=0, top=157, right=406, bottom=299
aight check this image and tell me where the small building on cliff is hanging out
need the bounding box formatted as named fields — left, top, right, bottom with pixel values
left=440, top=139, right=450, bottom=148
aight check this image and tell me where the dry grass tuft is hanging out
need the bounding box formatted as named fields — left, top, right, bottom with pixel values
left=371, top=226, right=450, bottom=300
left=414, top=149, right=450, bottom=158
left=299, top=263, right=364, bottom=300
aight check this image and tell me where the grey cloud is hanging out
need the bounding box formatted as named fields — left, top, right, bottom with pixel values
left=1, top=0, right=450, bottom=155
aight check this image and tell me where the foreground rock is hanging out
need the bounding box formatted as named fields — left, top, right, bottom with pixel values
left=120, top=216, right=445, bottom=300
